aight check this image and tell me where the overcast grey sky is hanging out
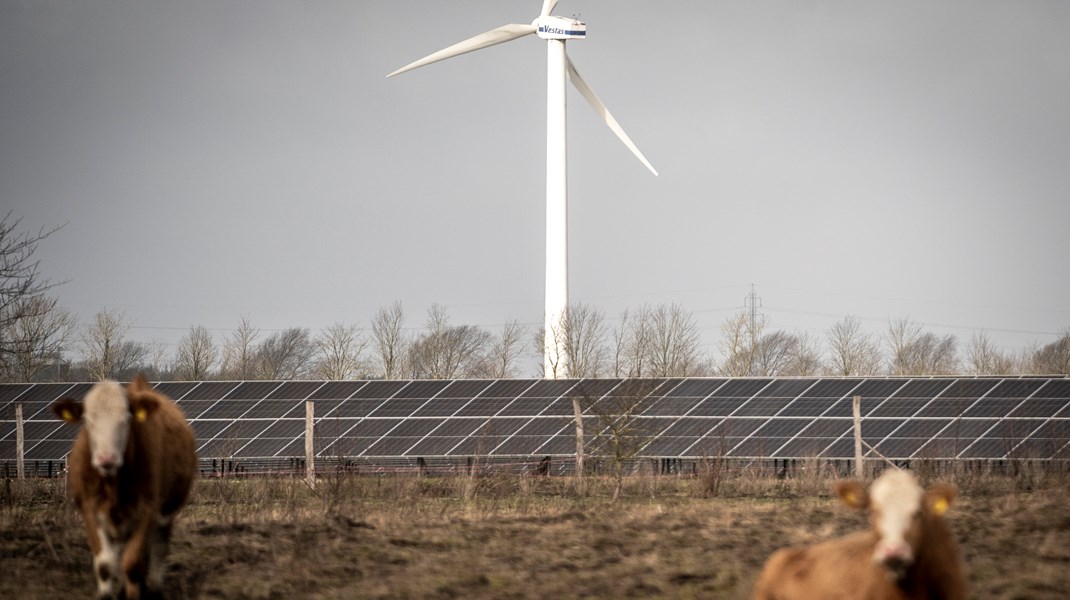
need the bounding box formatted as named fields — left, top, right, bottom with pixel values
left=2, top=0, right=1068, bottom=373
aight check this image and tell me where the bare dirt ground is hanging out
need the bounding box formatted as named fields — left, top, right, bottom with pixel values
left=2, top=472, right=1068, bottom=599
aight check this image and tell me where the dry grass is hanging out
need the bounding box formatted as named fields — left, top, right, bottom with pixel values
left=2, top=465, right=1068, bottom=599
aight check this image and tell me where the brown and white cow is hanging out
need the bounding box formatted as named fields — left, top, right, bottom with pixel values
left=751, top=469, right=967, bottom=600
left=53, top=374, right=197, bottom=600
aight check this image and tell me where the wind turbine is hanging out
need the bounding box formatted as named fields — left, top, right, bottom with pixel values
left=388, top=0, right=658, bottom=379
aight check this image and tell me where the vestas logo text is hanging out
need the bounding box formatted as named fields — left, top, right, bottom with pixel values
left=539, top=26, right=579, bottom=35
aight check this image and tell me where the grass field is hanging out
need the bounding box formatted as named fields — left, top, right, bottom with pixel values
left=2, top=464, right=1068, bottom=599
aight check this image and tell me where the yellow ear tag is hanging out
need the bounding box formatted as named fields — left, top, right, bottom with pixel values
left=844, top=491, right=858, bottom=506
left=932, top=497, right=949, bottom=516
left=61, top=409, right=74, bottom=422
left=134, top=408, right=148, bottom=422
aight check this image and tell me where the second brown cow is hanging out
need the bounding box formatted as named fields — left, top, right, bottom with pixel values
left=53, top=374, right=197, bottom=600
left=751, top=469, right=967, bottom=600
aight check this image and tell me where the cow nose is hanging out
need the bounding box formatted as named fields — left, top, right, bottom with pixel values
left=95, top=452, right=119, bottom=472
left=876, top=542, right=914, bottom=577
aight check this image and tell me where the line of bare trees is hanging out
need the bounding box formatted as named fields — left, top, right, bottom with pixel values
left=2, top=212, right=1069, bottom=383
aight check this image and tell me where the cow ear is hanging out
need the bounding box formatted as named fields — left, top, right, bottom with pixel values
left=925, top=484, right=957, bottom=516
left=130, top=372, right=152, bottom=393
left=129, top=394, right=160, bottom=423
left=835, top=480, right=869, bottom=510
left=52, top=398, right=84, bottom=424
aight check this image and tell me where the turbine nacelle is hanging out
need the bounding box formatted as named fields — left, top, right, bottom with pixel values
left=533, top=15, right=586, bottom=40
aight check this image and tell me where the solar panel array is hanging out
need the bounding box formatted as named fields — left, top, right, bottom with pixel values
left=2, top=377, right=1069, bottom=471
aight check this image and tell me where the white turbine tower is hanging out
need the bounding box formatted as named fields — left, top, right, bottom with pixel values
left=388, top=0, right=658, bottom=379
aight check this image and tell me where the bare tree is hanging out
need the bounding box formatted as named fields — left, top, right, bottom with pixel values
left=0, top=295, right=76, bottom=382
left=0, top=213, right=63, bottom=342
left=220, top=315, right=259, bottom=379
left=82, top=308, right=146, bottom=381
left=885, top=317, right=958, bottom=375
left=581, top=380, right=659, bottom=501
left=825, top=315, right=883, bottom=376
left=142, top=339, right=172, bottom=381
left=173, top=325, right=218, bottom=381
left=254, top=328, right=315, bottom=379
left=0, top=213, right=69, bottom=376
left=545, top=303, right=609, bottom=378
left=407, top=304, right=490, bottom=379
left=1030, top=329, right=1070, bottom=375
left=647, top=303, right=703, bottom=376
left=966, top=330, right=1020, bottom=375
left=718, top=311, right=763, bottom=376
left=780, top=332, right=823, bottom=376
left=613, top=307, right=652, bottom=377
left=751, top=330, right=798, bottom=375
left=615, top=304, right=704, bottom=377
left=314, top=322, right=368, bottom=380
left=486, top=319, right=527, bottom=378
left=371, top=300, right=407, bottom=379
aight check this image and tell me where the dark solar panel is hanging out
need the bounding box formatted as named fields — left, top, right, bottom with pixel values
left=897, top=379, right=956, bottom=398
left=963, top=397, right=1024, bottom=418
left=715, top=378, right=773, bottom=398
left=660, top=417, right=720, bottom=437
left=219, top=420, right=273, bottom=440
left=712, top=417, right=769, bottom=438
left=851, top=379, right=908, bottom=399
left=890, top=419, right=954, bottom=438
left=755, top=379, right=816, bottom=398
left=455, top=395, right=515, bottom=417
left=311, top=381, right=369, bottom=399
left=479, top=379, right=539, bottom=398
left=224, top=381, right=284, bottom=400
left=733, top=396, right=792, bottom=417
left=573, top=378, right=629, bottom=397
left=869, top=397, right=931, bottom=418
left=0, top=384, right=31, bottom=407
left=236, top=439, right=295, bottom=458
left=24, top=440, right=74, bottom=461
left=858, top=419, right=908, bottom=439
left=242, top=399, right=303, bottom=419
left=199, top=399, right=261, bottom=419
left=266, top=380, right=325, bottom=399
left=150, top=381, right=200, bottom=400
left=688, top=396, right=746, bottom=417
left=1007, top=398, right=1067, bottom=418
left=802, top=378, right=864, bottom=398
left=768, top=379, right=859, bottom=421
left=184, top=382, right=241, bottom=400
left=260, top=419, right=305, bottom=438
left=394, top=380, right=452, bottom=399
left=915, top=397, right=976, bottom=418
left=663, top=378, right=725, bottom=397
left=440, top=380, right=496, bottom=398
left=942, top=378, right=1005, bottom=399
left=411, top=397, right=473, bottom=417
left=176, top=399, right=219, bottom=420
left=1031, top=379, right=1070, bottom=398
left=493, top=435, right=557, bottom=455
left=796, top=418, right=853, bottom=438
left=369, top=397, right=434, bottom=418
left=0, top=377, right=1066, bottom=466
left=755, top=418, right=814, bottom=437
left=873, top=437, right=931, bottom=459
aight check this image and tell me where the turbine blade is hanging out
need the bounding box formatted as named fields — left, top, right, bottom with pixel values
left=567, top=57, right=659, bottom=176
left=540, top=0, right=559, bottom=16
left=387, top=23, right=537, bottom=78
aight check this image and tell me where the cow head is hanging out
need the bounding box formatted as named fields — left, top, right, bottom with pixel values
left=52, top=374, right=162, bottom=477
left=836, top=470, right=956, bottom=580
